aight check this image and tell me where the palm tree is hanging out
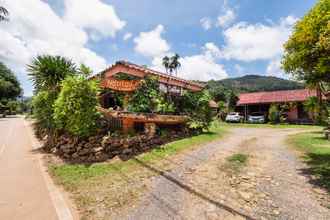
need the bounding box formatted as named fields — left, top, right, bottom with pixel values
left=162, top=56, right=170, bottom=73
left=169, top=53, right=181, bottom=76
left=79, top=63, right=93, bottom=77
left=0, top=6, right=9, bottom=21
left=27, top=55, right=77, bottom=93
left=304, top=96, right=318, bottom=122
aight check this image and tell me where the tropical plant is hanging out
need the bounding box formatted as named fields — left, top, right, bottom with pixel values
left=0, top=6, right=9, bottom=21
left=32, top=91, right=57, bottom=131
left=79, top=64, right=93, bottom=77
left=304, top=96, right=319, bottom=122
left=268, top=104, right=279, bottom=124
left=282, top=0, right=330, bottom=101
left=53, top=76, right=100, bottom=137
left=27, top=55, right=77, bottom=93
left=217, top=100, right=227, bottom=121
left=128, top=76, right=174, bottom=113
left=6, top=100, right=19, bottom=114
left=0, top=62, right=22, bottom=103
left=169, top=53, right=181, bottom=76
left=162, top=56, right=170, bottom=73
left=227, top=91, right=239, bottom=111
left=162, top=54, right=181, bottom=76
left=181, top=90, right=213, bottom=132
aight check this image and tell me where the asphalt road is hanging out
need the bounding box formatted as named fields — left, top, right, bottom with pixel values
left=0, top=116, right=58, bottom=220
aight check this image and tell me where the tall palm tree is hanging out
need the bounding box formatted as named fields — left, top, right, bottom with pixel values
left=169, top=53, right=181, bottom=76
left=27, top=55, right=77, bottom=93
left=162, top=56, right=170, bottom=73
left=0, top=6, right=9, bottom=21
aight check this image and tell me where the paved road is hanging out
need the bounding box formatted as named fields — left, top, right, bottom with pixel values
left=0, top=116, right=58, bottom=220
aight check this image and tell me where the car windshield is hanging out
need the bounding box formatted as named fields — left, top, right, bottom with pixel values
left=250, top=113, right=263, bottom=116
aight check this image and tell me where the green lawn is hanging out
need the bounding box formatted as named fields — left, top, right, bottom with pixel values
left=288, top=130, right=330, bottom=191
left=223, top=122, right=322, bottom=129
left=49, top=122, right=228, bottom=218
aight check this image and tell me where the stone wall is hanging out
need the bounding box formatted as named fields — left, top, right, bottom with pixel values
left=46, top=129, right=190, bottom=163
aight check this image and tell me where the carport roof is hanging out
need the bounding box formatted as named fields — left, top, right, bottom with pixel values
left=237, top=89, right=317, bottom=105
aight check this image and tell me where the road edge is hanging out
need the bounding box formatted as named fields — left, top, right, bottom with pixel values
left=23, top=118, right=77, bottom=220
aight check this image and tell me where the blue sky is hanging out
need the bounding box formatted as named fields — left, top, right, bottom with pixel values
left=0, top=0, right=317, bottom=96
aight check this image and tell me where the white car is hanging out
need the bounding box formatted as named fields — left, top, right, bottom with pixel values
left=225, top=112, right=243, bottom=123
left=248, top=112, right=266, bottom=123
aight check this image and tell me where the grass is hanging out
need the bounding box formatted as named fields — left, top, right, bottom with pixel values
left=223, top=122, right=323, bottom=129
left=49, top=122, right=228, bottom=218
left=223, top=153, right=249, bottom=173
left=288, top=130, right=330, bottom=192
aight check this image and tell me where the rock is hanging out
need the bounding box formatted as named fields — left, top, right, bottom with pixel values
left=272, top=209, right=280, bottom=215
left=93, top=147, right=103, bottom=153
left=239, top=191, right=253, bottom=202
left=78, top=148, right=91, bottom=156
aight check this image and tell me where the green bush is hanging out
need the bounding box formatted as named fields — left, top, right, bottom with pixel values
left=182, top=90, right=213, bottom=131
left=32, top=91, right=57, bottom=130
left=268, top=104, right=279, bottom=124
left=53, top=76, right=100, bottom=137
left=128, top=76, right=175, bottom=113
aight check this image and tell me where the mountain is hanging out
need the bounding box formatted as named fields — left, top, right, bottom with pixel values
left=207, top=75, right=304, bottom=94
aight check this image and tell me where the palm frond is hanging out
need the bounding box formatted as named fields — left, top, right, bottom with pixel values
left=0, top=6, right=9, bottom=21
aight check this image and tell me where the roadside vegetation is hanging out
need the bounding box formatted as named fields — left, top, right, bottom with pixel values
left=49, top=122, right=228, bottom=219
left=223, top=153, right=249, bottom=173
left=288, top=131, right=330, bottom=192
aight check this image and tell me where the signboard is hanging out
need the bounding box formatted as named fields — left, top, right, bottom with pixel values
left=100, top=78, right=140, bottom=92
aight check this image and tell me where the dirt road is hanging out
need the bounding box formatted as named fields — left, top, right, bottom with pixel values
left=0, top=116, right=73, bottom=220
left=124, top=127, right=330, bottom=220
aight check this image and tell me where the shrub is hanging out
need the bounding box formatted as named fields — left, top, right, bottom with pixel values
left=32, top=90, right=57, bottom=131
left=268, top=104, right=279, bottom=124
left=53, top=76, right=100, bottom=137
left=182, top=90, right=213, bottom=131
left=128, top=76, right=175, bottom=113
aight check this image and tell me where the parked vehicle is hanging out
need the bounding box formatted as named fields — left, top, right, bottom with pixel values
left=226, top=112, right=244, bottom=123
left=248, top=112, right=266, bottom=123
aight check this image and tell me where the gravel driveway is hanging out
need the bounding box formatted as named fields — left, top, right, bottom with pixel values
left=121, top=127, right=330, bottom=220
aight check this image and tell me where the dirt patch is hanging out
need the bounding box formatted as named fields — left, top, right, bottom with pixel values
left=121, top=127, right=330, bottom=220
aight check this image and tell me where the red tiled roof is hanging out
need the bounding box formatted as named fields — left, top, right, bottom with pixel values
left=93, top=60, right=205, bottom=89
left=237, top=89, right=317, bottom=105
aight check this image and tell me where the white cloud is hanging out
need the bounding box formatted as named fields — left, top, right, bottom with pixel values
left=134, top=25, right=170, bottom=57
left=222, top=16, right=298, bottom=61
left=266, top=58, right=288, bottom=78
left=123, top=32, right=132, bottom=41
left=200, top=17, right=212, bottom=30
left=0, top=0, right=119, bottom=95
left=63, top=0, right=126, bottom=41
left=217, top=8, right=235, bottom=28
left=151, top=42, right=227, bottom=81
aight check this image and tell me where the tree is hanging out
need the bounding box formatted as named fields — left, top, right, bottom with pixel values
left=128, top=76, right=174, bottom=113
left=304, top=96, right=319, bottom=122
left=27, top=55, right=77, bottom=93
left=162, top=54, right=181, bottom=76
left=53, top=76, right=100, bottom=137
left=282, top=0, right=330, bottom=99
left=32, top=91, right=57, bottom=131
left=227, top=91, right=239, bottom=111
left=0, top=6, right=8, bottom=21
left=169, top=53, right=181, bottom=76
left=162, top=56, right=170, bottom=73
left=79, top=63, right=93, bottom=77
left=0, top=62, right=22, bottom=103
left=268, top=104, right=279, bottom=124
left=181, top=90, right=213, bottom=132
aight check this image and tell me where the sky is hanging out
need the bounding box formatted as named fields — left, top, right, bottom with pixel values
left=0, top=0, right=317, bottom=96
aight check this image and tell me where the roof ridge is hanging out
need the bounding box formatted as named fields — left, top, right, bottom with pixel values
left=240, top=88, right=310, bottom=95
left=116, top=60, right=204, bottom=88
